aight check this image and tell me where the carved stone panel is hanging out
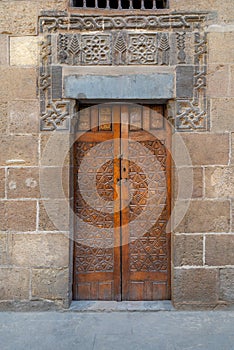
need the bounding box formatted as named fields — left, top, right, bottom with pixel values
left=39, top=12, right=210, bottom=132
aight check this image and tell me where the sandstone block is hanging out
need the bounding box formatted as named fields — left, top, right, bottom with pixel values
left=39, top=199, right=70, bottom=232
left=205, top=167, right=234, bottom=198
left=174, top=167, right=203, bottom=199
left=6, top=200, right=37, bottom=232
left=39, top=167, right=69, bottom=199
left=175, top=200, right=230, bottom=233
left=40, top=133, right=70, bottom=167
left=10, top=37, right=39, bottom=66
left=31, top=268, right=69, bottom=300
left=230, top=65, right=234, bottom=97
left=211, top=98, right=234, bottom=132
left=0, top=102, right=8, bottom=134
left=173, top=268, right=219, bottom=305
left=208, top=32, right=234, bottom=64
left=0, top=168, right=5, bottom=198
left=207, top=64, right=229, bottom=98
left=0, top=67, right=37, bottom=101
left=0, top=35, right=8, bottom=65
left=7, top=167, right=39, bottom=199
left=174, top=133, right=229, bottom=166
left=9, top=100, right=39, bottom=133
left=9, top=233, right=70, bottom=268
left=0, top=135, right=38, bottom=166
left=0, top=268, right=30, bottom=300
left=173, top=235, right=203, bottom=266
left=219, top=268, right=234, bottom=301
left=206, top=235, right=234, bottom=266
left=0, top=233, right=8, bottom=265
left=0, top=2, right=38, bottom=35
left=170, top=0, right=234, bottom=22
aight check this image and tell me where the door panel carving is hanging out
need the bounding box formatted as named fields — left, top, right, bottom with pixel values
left=73, top=104, right=171, bottom=301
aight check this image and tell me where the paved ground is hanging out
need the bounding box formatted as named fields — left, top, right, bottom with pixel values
left=0, top=310, right=234, bottom=350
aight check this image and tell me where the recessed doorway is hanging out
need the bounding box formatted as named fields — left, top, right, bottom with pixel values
left=73, top=103, right=171, bottom=301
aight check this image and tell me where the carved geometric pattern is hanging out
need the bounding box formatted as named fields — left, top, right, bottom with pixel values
left=74, top=141, right=114, bottom=273
left=176, top=32, right=208, bottom=131
left=39, top=12, right=210, bottom=131
left=176, top=32, right=186, bottom=64
left=82, top=35, right=111, bottom=65
left=40, top=14, right=208, bottom=33
left=128, top=140, right=168, bottom=272
left=128, top=34, right=157, bottom=65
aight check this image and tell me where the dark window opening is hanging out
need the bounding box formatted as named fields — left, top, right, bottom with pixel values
left=73, top=0, right=168, bottom=9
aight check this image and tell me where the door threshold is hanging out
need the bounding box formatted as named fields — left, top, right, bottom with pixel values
left=69, top=300, right=174, bottom=312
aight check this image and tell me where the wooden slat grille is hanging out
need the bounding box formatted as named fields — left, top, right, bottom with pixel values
left=73, top=0, right=168, bottom=10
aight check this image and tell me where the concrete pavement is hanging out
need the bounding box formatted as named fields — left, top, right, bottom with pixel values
left=0, top=310, right=234, bottom=350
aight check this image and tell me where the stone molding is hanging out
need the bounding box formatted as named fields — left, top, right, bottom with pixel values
left=39, top=12, right=210, bottom=131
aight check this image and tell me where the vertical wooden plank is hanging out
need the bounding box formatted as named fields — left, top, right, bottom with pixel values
left=120, top=104, right=130, bottom=300
left=113, top=104, right=121, bottom=301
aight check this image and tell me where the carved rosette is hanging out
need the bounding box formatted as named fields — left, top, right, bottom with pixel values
left=39, top=12, right=209, bottom=131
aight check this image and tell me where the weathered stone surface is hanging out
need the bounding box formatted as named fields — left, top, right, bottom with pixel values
left=0, top=35, right=8, bottom=65
left=7, top=167, right=39, bottom=199
left=205, top=167, right=234, bottom=198
left=0, top=135, right=38, bottom=166
left=211, top=98, right=234, bottom=132
left=9, top=100, right=39, bottom=133
left=0, top=102, right=8, bottom=134
left=40, top=133, right=70, bottom=167
left=38, top=0, right=67, bottom=11
left=173, top=268, right=219, bottom=305
left=0, top=268, right=30, bottom=300
left=219, top=268, right=234, bottom=301
left=39, top=199, right=70, bottom=232
left=174, top=167, right=203, bottom=199
left=31, top=268, right=69, bottom=300
left=174, top=133, right=229, bottom=166
left=0, top=2, right=38, bottom=35
left=176, top=66, right=194, bottom=98
left=39, top=200, right=57, bottom=231
left=174, top=235, right=203, bottom=266
left=0, top=168, right=5, bottom=198
left=52, top=66, right=63, bottom=99
left=64, top=74, right=175, bottom=100
left=207, top=64, right=229, bottom=98
left=208, top=32, right=234, bottom=64
left=0, top=233, right=8, bottom=265
left=206, top=235, right=234, bottom=266
left=6, top=201, right=37, bottom=232
left=9, top=234, right=69, bottom=268
left=171, top=0, right=234, bottom=23
left=40, top=167, right=69, bottom=199
left=175, top=200, right=230, bottom=233
left=10, top=37, right=39, bottom=66
left=0, top=68, right=37, bottom=100
left=230, top=65, right=234, bottom=97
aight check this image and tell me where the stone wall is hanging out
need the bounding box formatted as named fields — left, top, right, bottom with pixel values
left=0, top=0, right=233, bottom=309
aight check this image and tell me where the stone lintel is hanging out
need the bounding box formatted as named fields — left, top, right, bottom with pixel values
left=64, top=73, right=174, bottom=100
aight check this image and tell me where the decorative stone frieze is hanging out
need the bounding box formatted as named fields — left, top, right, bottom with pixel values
left=39, top=12, right=210, bottom=131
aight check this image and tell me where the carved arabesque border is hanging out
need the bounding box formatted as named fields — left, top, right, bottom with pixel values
left=39, top=12, right=209, bottom=131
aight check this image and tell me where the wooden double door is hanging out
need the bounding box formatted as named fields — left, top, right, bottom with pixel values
left=73, top=104, right=171, bottom=301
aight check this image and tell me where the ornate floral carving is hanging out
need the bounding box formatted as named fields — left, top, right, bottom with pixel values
left=176, top=32, right=208, bottom=131
left=82, top=34, right=111, bottom=65
left=158, top=33, right=170, bottom=65
left=128, top=34, right=157, bottom=65
left=39, top=13, right=210, bottom=131
left=176, top=32, right=186, bottom=64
